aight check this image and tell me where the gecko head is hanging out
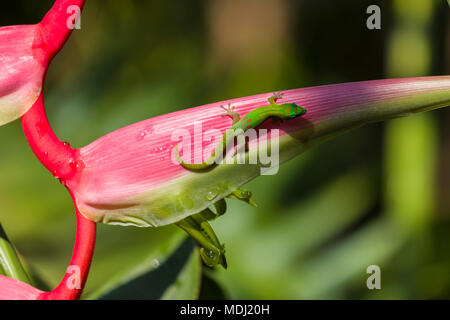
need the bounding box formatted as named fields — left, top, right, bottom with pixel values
left=288, top=103, right=307, bottom=119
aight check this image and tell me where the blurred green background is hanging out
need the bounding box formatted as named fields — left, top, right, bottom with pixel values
left=0, top=0, right=449, bottom=299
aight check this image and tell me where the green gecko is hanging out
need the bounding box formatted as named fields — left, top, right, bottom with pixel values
left=174, top=92, right=306, bottom=269
left=174, top=92, right=307, bottom=170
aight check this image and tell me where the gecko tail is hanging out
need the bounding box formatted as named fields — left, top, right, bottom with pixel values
left=174, top=144, right=213, bottom=170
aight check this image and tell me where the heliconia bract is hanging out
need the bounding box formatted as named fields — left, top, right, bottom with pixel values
left=0, top=0, right=84, bottom=126
left=0, top=25, right=46, bottom=126
left=0, top=276, right=43, bottom=300
left=61, top=77, right=450, bottom=228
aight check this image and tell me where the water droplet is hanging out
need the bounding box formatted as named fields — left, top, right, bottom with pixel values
left=150, top=144, right=170, bottom=154
left=152, top=259, right=160, bottom=268
left=206, top=191, right=217, bottom=201
left=52, top=169, right=60, bottom=180
left=136, top=131, right=146, bottom=141
left=206, top=250, right=215, bottom=259
left=144, top=125, right=154, bottom=135
left=44, top=151, right=48, bottom=158
left=68, top=159, right=78, bottom=170
left=136, top=126, right=155, bottom=142
left=63, top=141, right=71, bottom=147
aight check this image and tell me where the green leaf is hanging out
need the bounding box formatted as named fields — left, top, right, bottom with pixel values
left=160, top=246, right=201, bottom=300
left=0, top=223, right=33, bottom=284
left=88, top=236, right=201, bottom=300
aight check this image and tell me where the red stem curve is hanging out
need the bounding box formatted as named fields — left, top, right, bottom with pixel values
left=38, top=202, right=96, bottom=300
left=40, top=0, right=85, bottom=60
left=22, top=94, right=96, bottom=300
left=21, top=94, right=77, bottom=181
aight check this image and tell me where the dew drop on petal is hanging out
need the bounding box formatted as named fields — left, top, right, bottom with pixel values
left=52, top=169, right=60, bottom=181
left=206, top=191, right=217, bottom=201
left=144, top=125, right=154, bottom=135
left=136, top=131, right=146, bottom=141
left=150, top=144, right=170, bottom=154
left=160, top=145, right=168, bottom=152
left=68, top=159, right=78, bottom=170
left=152, top=259, right=160, bottom=268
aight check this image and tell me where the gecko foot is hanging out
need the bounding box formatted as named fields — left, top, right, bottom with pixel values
left=227, top=189, right=258, bottom=207
left=220, top=104, right=240, bottom=124
left=220, top=104, right=235, bottom=117
left=269, top=91, right=284, bottom=105
left=273, top=91, right=284, bottom=100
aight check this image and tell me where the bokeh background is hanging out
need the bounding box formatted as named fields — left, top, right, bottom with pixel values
left=0, top=0, right=449, bottom=299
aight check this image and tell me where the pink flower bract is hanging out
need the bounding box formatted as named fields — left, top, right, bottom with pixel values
left=64, top=76, right=450, bottom=228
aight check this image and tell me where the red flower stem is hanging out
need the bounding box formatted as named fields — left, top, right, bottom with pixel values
left=39, top=0, right=85, bottom=60
left=39, top=202, right=96, bottom=300
left=22, top=94, right=96, bottom=300
left=23, top=0, right=87, bottom=179
left=21, top=94, right=77, bottom=180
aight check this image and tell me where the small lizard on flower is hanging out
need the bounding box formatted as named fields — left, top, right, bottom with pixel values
left=175, top=92, right=306, bottom=268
